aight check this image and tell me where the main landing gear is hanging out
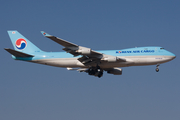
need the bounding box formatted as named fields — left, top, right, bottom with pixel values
left=156, top=64, right=160, bottom=72
left=88, top=66, right=103, bottom=78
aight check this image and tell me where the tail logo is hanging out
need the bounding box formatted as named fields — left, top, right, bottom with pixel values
left=15, top=38, right=27, bottom=50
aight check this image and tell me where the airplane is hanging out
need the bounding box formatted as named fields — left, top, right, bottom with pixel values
left=5, top=30, right=176, bottom=78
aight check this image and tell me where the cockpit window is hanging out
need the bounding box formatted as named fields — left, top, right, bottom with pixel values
left=160, top=48, right=164, bottom=49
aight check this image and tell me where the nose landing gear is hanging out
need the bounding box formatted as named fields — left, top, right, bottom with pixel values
left=156, top=64, right=159, bottom=72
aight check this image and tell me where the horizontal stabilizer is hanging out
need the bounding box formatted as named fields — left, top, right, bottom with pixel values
left=4, top=48, right=34, bottom=57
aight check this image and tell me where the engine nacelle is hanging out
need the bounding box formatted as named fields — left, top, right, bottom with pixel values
left=103, top=56, right=117, bottom=62
left=107, top=68, right=122, bottom=75
left=76, top=46, right=91, bottom=55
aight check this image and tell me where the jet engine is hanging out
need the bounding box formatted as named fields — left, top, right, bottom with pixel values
left=102, top=56, right=118, bottom=62
left=107, top=68, right=122, bottom=75
left=76, top=46, right=91, bottom=55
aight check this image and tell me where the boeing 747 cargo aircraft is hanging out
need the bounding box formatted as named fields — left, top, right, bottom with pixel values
left=5, top=31, right=176, bottom=78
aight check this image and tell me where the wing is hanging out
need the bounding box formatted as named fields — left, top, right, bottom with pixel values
left=41, top=31, right=78, bottom=48
left=41, top=31, right=104, bottom=64
left=41, top=31, right=126, bottom=66
left=41, top=31, right=102, bottom=56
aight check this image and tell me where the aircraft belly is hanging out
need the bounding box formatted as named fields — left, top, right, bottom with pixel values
left=32, top=55, right=174, bottom=68
left=33, top=58, right=84, bottom=68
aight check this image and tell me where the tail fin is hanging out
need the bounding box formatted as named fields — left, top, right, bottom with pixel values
left=7, top=30, right=42, bottom=53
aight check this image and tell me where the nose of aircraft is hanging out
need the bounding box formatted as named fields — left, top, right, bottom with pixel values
left=163, top=49, right=176, bottom=62
left=169, top=52, right=176, bottom=60
left=172, top=54, right=176, bottom=59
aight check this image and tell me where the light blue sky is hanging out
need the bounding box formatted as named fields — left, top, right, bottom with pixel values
left=1, top=0, right=180, bottom=120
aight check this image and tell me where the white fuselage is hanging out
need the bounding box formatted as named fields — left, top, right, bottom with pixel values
left=31, top=55, right=175, bottom=68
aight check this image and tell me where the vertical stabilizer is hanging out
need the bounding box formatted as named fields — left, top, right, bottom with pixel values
left=7, top=31, right=42, bottom=53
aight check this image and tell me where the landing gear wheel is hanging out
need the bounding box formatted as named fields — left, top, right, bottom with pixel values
left=156, top=64, right=160, bottom=72
left=156, top=68, right=159, bottom=72
left=87, top=66, right=104, bottom=78
left=98, top=71, right=103, bottom=78
left=88, top=68, right=95, bottom=75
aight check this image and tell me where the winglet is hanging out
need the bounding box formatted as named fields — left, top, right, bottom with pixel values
left=41, top=31, right=52, bottom=37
